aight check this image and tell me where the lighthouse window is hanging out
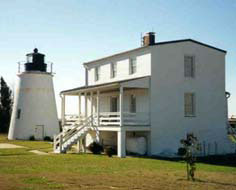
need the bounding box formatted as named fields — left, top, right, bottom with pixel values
left=27, top=55, right=33, bottom=63
left=17, top=109, right=21, bottom=119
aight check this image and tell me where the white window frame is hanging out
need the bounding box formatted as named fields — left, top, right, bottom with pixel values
left=184, top=55, right=195, bottom=78
left=184, top=93, right=196, bottom=117
left=94, top=66, right=100, bottom=81
left=110, top=62, right=117, bottom=78
left=129, top=58, right=137, bottom=75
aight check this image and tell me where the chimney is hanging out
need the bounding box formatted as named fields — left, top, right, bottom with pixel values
left=142, top=32, right=155, bottom=46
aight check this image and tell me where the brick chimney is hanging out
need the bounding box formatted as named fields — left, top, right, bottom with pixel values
left=142, top=32, right=155, bottom=46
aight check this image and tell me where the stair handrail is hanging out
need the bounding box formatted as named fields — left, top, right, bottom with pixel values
left=55, top=116, right=88, bottom=142
left=227, top=123, right=236, bottom=143
left=54, top=115, right=93, bottom=151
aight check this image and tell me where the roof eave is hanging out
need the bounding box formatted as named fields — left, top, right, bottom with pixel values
left=83, top=39, right=227, bottom=66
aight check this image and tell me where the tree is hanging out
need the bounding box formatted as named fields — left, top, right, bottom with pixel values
left=178, top=133, right=201, bottom=181
left=0, top=77, right=13, bottom=133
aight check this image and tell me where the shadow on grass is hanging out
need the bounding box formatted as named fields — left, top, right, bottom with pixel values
left=177, top=178, right=236, bottom=187
left=0, top=152, right=33, bottom=156
left=129, top=154, right=236, bottom=167
left=195, top=178, right=236, bottom=187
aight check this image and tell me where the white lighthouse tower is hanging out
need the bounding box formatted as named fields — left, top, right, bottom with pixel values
left=8, top=48, right=59, bottom=140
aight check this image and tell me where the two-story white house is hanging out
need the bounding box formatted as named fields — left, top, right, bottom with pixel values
left=54, top=32, right=235, bottom=157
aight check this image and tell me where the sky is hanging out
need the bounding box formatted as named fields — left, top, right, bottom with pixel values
left=0, top=0, right=235, bottom=117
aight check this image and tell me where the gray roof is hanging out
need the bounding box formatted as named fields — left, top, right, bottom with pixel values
left=83, top=39, right=227, bottom=65
left=61, top=76, right=149, bottom=94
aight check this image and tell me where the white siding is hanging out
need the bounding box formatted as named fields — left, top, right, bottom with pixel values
left=86, top=50, right=151, bottom=85
left=150, top=41, right=234, bottom=156
left=86, top=89, right=149, bottom=114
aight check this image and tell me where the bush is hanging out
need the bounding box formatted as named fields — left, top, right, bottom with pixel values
left=178, top=147, right=187, bottom=156
left=29, top=135, right=35, bottom=141
left=104, top=146, right=116, bottom=157
left=88, top=142, right=103, bottom=154
left=44, top=136, right=52, bottom=142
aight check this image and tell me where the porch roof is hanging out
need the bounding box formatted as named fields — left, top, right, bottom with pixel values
left=61, top=76, right=150, bottom=95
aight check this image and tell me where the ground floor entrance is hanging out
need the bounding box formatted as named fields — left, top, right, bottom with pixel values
left=77, top=128, right=151, bottom=157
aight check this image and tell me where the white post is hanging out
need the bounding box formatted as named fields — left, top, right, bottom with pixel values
left=97, top=91, right=100, bottom=126
left=78, top=93, right=81, bottom=118
left=53, top=135, right=56, bottom=151
left=119, top=86, right=123, bottom=126
left=117, top=129, right=126, bottom=157
left=83, top=137, right=87, bottom=153
left=59, top=134, right=63, bottom=153
left=61, top=95, right=66, bottom=127
left=90, top=92, right=93, bottom=116
left=85, top=92, right=87, bottom=117
left=90, top=92, right=93, bottom=126
left=147, top=132, right=151, bottom=156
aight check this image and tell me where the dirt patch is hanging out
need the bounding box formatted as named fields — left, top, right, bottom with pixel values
left=0, top=143, right=26, bottom=149
left=29, top=150, right=49, bottom=155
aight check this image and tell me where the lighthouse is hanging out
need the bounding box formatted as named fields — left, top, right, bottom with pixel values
left=8, top=48, right=59, bottom=140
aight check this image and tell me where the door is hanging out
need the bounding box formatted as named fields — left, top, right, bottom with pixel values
left=110, top=97, right=118, bottom=112
left=34, top=125, right=44, bottom=140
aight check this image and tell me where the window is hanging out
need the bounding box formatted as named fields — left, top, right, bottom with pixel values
left=130, top=58, right=137, bottom=74
left=110, top=62, right=117, bottom=78
left=184, top=56, right=195, bottom=77
left=130, top=95, right=136, bottom=113
left=27, top=55, right=33, bottom=63
left=95, top=66, right=100, bottom=81
left=110, top=97, right=118, bottom=112
left=17, top=109, right=21, bottom=119
left=184, top=93, right=195, bottom=117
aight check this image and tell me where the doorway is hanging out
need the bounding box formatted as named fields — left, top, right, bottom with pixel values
left=34, top=125, right=44, bottom=140
left=110, top=97, right=118, bottom=112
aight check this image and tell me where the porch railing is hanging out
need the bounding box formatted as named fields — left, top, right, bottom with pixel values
left=64, top=112, right=150, bottom=127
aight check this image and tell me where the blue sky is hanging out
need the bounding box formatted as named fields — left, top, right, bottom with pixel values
left=0, top=0, right=235, bottom=116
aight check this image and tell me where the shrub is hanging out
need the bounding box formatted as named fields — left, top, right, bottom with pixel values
left=44, top=136, right=52, bottom=142
left=88, top=142, right=103, bottom=154
left=104, top=146, right=115, bottom=157
left=29, top=135, right=35, bottom=141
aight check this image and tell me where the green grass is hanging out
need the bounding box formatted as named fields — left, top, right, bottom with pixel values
left=0, top=133, right=236, bottom=190
left=0, top=133, right=53, bottom=153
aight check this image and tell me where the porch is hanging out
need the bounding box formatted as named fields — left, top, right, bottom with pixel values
left=61, top=77, right=151, bottom=129
left=58, top=77, right=151, bottom=157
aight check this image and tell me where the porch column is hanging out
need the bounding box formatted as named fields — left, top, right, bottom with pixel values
left=90, top=92, right=94, bottom=127
left=83, top=137, right=87, bottom=153
left=76, top=140, right=82, bottom=153
left=97, top=90, right=100, bottom=126
left=117, top=129, right=126, bottom=158
left=78, top=93, right=81, bottom=117
left=61, top=95, right=66, bottom=126
left=90, top=92, right=93, bottom=116
left=85, top=92, right=87, bottom=117
left=147, top=131, right=151, bottom=156
left=119, top=86, right=123, bottom=126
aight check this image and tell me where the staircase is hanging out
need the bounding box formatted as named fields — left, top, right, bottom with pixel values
left=54, top=115, right=95, bottom=153
left=227, top=123, right=236, bottom=143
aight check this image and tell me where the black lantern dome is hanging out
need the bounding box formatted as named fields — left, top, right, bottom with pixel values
left=25, top=48, right=47, bottom=72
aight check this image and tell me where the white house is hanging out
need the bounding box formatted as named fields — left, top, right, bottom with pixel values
left=54, top=32, right=235, bottom=157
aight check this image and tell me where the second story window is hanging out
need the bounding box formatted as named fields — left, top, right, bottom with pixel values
left=184, top=93, right=195, bottom=117
left=95, top=66, right=100, bottom=81
left=130, top=95, right=136, bottom=113
left=184, top=56, right=195, bottom=78
left=16, top=109, right=21, bottom=119
left=110, top=62, right=117, bottom=78
left=130, top=58, right=137, bottom=74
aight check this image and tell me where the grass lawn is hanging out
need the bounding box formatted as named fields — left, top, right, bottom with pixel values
left=0, top=134, right=236, bottom=190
